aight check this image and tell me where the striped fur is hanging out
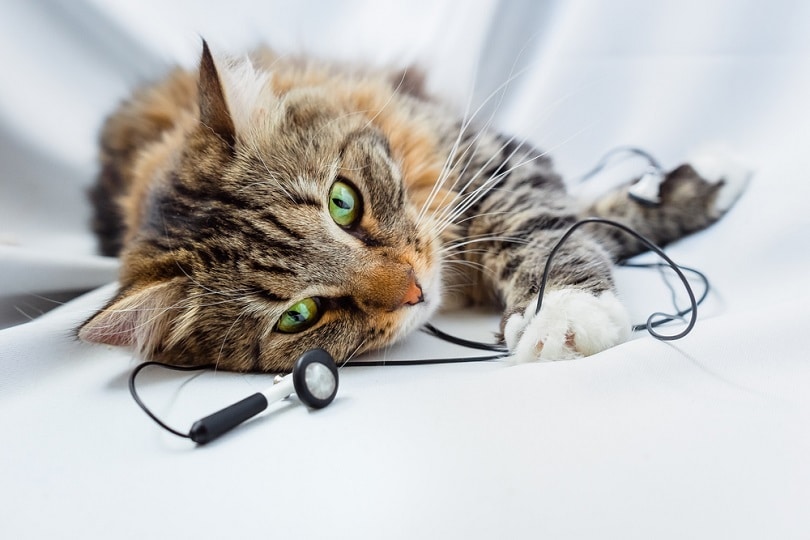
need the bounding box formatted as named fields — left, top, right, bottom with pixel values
left=79, top=43, right=747, bottom=371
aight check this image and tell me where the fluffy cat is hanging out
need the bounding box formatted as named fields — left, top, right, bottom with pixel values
left=78, top=42, right=748, bottom=371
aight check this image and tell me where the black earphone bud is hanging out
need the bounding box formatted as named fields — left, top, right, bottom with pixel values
left=188, top=348, right=338, bottom=444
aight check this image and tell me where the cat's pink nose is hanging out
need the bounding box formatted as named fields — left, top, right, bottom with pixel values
left=401, top=270, right=424, bottom=306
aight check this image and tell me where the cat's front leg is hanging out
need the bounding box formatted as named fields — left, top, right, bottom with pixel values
left=486, top=232, right=632, bottom=363
left=502, top=288, right=631, bottom=363
left=442, top=134, right=632, bottom=362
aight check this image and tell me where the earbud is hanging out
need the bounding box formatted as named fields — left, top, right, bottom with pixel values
left=628, top=167, right=664, bottom=206
left=189, top=348, right=339, bottom=444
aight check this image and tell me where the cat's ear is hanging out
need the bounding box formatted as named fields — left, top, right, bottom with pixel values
left=78, top=280, right=184, bottom=353
left=389, top=67, right=428, bottom=100
left=198, top=39, right=236, bottom=148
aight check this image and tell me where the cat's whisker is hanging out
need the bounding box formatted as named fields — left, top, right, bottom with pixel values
left=13, top=305, right=37, bottom=322
left=215, top=304, right=253, bottom=370
left=439, top=236, right=530, bottom=256
left=439, top=80, right=588, bottom=215
left=440, top=247, right=523, bottom=263
left=415, top=123, right=473, bottom=226
left=416, top=60, right=532, bottom=226
left=441, top=248, right=491, bottom=258
left=442, top=258, right=495, bottom=275
left=340, top=337, right=368, bottom=368
left=359, top=68, right=410, bottom=133
left=312, top=108, right=378, bottom=141
left=440, top=281, right=472, bottom=292
left=433, top=179, right=507, bottom=236
left=429, top=77, right=600, bottom=235
left=421, top=114, right=503, bottom=224
left=434, top=122, right=591, bottom=236
left=251, top=48, right=293, bottom=72
left=432, top=119, right=540, bottom=221
left=441, top=228, right=531, bottom=245
left=12, top=292, right=82, bottom=321
left=451, top=209, right=520, bottom=227
left=430, top=133, right=530, bottom=232
left=440, top=256, right=493, bottom=275
left=415, top=59, right=484, bottom=226
left=22, top=293, right=71, bottom=307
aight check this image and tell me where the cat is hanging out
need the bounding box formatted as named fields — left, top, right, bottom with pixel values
left=78, top=41, right=748, bottom=372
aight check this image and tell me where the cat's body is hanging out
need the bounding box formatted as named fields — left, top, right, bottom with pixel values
left=79, top=43, right=748, bottom=371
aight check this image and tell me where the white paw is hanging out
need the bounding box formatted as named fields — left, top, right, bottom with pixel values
left=503, top=289, right=631, bottom=363
left=688, top=144, right=752, bottom=216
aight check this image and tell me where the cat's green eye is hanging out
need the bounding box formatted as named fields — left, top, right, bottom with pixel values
left=329, top=180, right=361, bottom=227
left=276, top=298, right=321, bottom=334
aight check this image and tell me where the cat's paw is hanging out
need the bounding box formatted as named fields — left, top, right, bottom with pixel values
left=688, top=145, right=752, bottom=218
left=503, top=289, right=631, bottom=363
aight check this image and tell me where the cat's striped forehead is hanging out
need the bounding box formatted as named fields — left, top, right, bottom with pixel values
left=216, top=53, right=391, bottom=145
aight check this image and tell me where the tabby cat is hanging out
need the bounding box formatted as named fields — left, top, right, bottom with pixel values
left=78, top=42, right=747, bottom=371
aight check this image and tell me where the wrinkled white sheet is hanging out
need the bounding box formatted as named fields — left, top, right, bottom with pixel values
left=2, top=1, right=809, bottom=538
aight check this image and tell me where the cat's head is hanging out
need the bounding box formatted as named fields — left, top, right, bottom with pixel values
left=79, top=42, right=446, bottom=371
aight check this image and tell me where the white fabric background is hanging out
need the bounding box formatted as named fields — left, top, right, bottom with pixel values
left=1, top=0, right=809, bottom=538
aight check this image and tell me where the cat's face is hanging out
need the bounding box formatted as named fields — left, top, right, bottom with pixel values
left=79, top=46, right=443, bottom=371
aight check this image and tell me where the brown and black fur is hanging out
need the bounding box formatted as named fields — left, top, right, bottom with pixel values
left=79, top=42, right=743, bottom=371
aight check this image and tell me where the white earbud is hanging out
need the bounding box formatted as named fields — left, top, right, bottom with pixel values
left=628, top=168, right=664, bottom=206
left=189, top=348, right=338, bottom=444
